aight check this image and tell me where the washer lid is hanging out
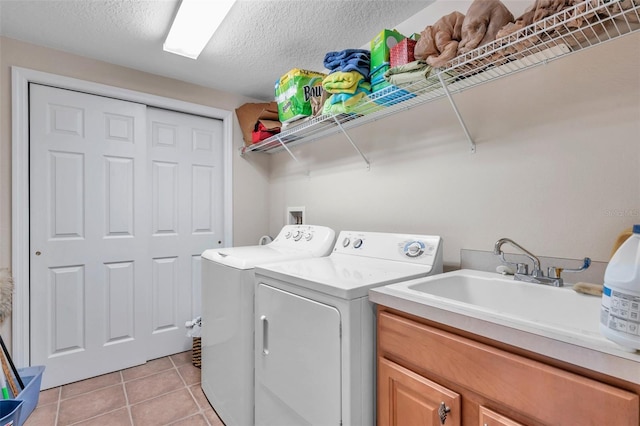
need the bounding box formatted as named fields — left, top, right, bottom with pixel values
left=255, top=254, right=433, bottom=299
left=202, top=245, right=316, bottom=270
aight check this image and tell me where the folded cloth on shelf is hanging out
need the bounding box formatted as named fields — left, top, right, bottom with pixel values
left=328, top=91, right=368, bottom=108
left=324, top=49, right=371, bottom=79
left=324, top=49, right=370, bottom=68
left=383, top=60, right=433, bottom=86
left=458, top=0, right=514, bottom=54
left=328, top=51, right=369, bottom=64
left=327, top=85, right=371, bottom=106
left=322, top=92, right=383, bottom=115
left=416, top=11, right=466, bottom=68
left=322, top=71, right=365, bottom=94
left=340, top=57, right=370, bottom=77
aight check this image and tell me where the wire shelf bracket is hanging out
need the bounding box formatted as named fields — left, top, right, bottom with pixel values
left=332, top=115, right=371, bottom=170
left=275, top=134, right=310, bottom=176
left=437, top=72, right=476, bottom=154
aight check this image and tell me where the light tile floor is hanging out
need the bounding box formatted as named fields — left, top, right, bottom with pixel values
left=25, top=351, right=224, bottom=425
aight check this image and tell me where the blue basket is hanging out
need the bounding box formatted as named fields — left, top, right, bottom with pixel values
left=13, top=366, right=45, bottom=426
left=0, top=399, right=24, bottom=425
left=370, top=85, right=416, bottom=106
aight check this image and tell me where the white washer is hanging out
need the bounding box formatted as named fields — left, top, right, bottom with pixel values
left=254, top=231, right=443, bottom=426
left=201, top=225, right=336, bottom=426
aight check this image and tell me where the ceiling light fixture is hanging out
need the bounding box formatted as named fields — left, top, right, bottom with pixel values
left=163, top=0, right=237, bottom=60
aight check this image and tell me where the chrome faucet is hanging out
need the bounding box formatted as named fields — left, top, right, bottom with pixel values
left=493, top=238, right=590, bottom=287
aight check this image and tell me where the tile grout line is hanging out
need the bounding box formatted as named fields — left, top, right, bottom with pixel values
left=170, top=354, right=212, bottom=425
left=121, top=370, right=134, bottom=426
left=55, top=386, right=61, bottom=426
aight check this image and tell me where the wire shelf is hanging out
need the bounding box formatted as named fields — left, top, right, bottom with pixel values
left=241, top=0, right=639, bottom=155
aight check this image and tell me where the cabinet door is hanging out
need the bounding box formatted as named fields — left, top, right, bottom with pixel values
left=379, top=357, right=461, bottom=426
left=479, top=406, right=524, bottom=426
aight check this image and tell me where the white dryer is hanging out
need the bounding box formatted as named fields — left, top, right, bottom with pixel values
left=254, top=231, right=443, bottom=426
left=201, top=224, right=335, bottom=426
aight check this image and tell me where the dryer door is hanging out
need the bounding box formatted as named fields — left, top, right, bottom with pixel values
left=256, top=283, right=342, bottom=426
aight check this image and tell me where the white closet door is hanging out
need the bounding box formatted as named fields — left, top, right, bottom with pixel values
left=146, top=107, right=224, bottom=359
left=30, top=86, right=226, bottom=388
left=30, top=84, right=149, bottom=388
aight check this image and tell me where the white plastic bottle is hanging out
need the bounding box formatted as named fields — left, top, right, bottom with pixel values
left=600, top=224, right=640, bottom=351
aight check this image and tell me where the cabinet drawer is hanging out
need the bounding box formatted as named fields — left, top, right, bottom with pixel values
left=378, top=311, right=639, bottom=426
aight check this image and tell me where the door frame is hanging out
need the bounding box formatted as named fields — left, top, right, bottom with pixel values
left=11, top=66, right=234, bottom=366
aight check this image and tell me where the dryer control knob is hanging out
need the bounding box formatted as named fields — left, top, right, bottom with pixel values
left=342, top=238, right=351, bottom=247
left=293, top=230, right=303, bottom=241
left=305, top=232, right=313, bottom=241
left=405, top=241, right=425, bottom=257
left=353, top=238, right=363, bottom=249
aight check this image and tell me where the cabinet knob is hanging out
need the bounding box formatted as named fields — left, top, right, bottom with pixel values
left=438, top=402, right=451, bottom=424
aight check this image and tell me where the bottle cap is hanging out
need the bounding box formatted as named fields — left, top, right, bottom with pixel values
left=634, top=224, right=640, bottom=234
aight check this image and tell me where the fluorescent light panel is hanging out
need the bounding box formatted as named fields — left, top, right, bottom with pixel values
left=164, top=0, right=236, bottom=59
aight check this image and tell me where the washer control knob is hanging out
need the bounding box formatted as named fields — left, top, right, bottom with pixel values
left=293, top=230, right=303, bottom=241
left=342, top=238, right=351, bottom=247
left=405, top=241, right=425, bottom=257
left=305, top=232, right=313, bottom=241
left=285, top=231, right=292, bottom=239
left=353, top=238, right=363, bottom=249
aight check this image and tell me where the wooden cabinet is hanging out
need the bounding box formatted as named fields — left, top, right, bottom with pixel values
left=377, top=308, right=640, bottom=426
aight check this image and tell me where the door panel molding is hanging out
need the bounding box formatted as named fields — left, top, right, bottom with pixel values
left=12, top=66, right=233, bottom=366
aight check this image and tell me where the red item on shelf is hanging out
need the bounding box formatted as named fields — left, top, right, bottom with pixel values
left=390, top=38, right=417, bottom=68
left=252, top=120, right=281, bottom=143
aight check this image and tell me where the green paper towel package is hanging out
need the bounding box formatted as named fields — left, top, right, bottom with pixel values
left=275, top=68, right=326, bottom=123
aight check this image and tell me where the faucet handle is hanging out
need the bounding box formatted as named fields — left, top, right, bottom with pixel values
left=515, top=263, right=528, bottom=275
left=548, top=257, right=591, bottom=279
left=497, top=252, right=529, bottom=275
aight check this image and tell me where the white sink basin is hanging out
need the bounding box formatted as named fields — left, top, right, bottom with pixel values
left=378, top=269, right=606, bottom=342
left=404, top=271, right=602, bottom=334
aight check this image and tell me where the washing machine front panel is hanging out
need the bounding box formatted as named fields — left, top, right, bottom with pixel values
left=256, top=283, right=341, bottom=426
left=201, top=260, right=255, bottom=426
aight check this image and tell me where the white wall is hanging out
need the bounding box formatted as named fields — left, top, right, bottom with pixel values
left=268, top=18, right=640, bottom=268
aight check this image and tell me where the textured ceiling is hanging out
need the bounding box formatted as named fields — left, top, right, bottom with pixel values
left=0, top=0, right=433, bottom=100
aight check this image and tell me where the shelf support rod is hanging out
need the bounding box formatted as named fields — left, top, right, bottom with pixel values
left=437, top=72, right=476, bottom=153
left=275, top=135, right=310, bottom=175
left=332, top=115, right=371, bottom=170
